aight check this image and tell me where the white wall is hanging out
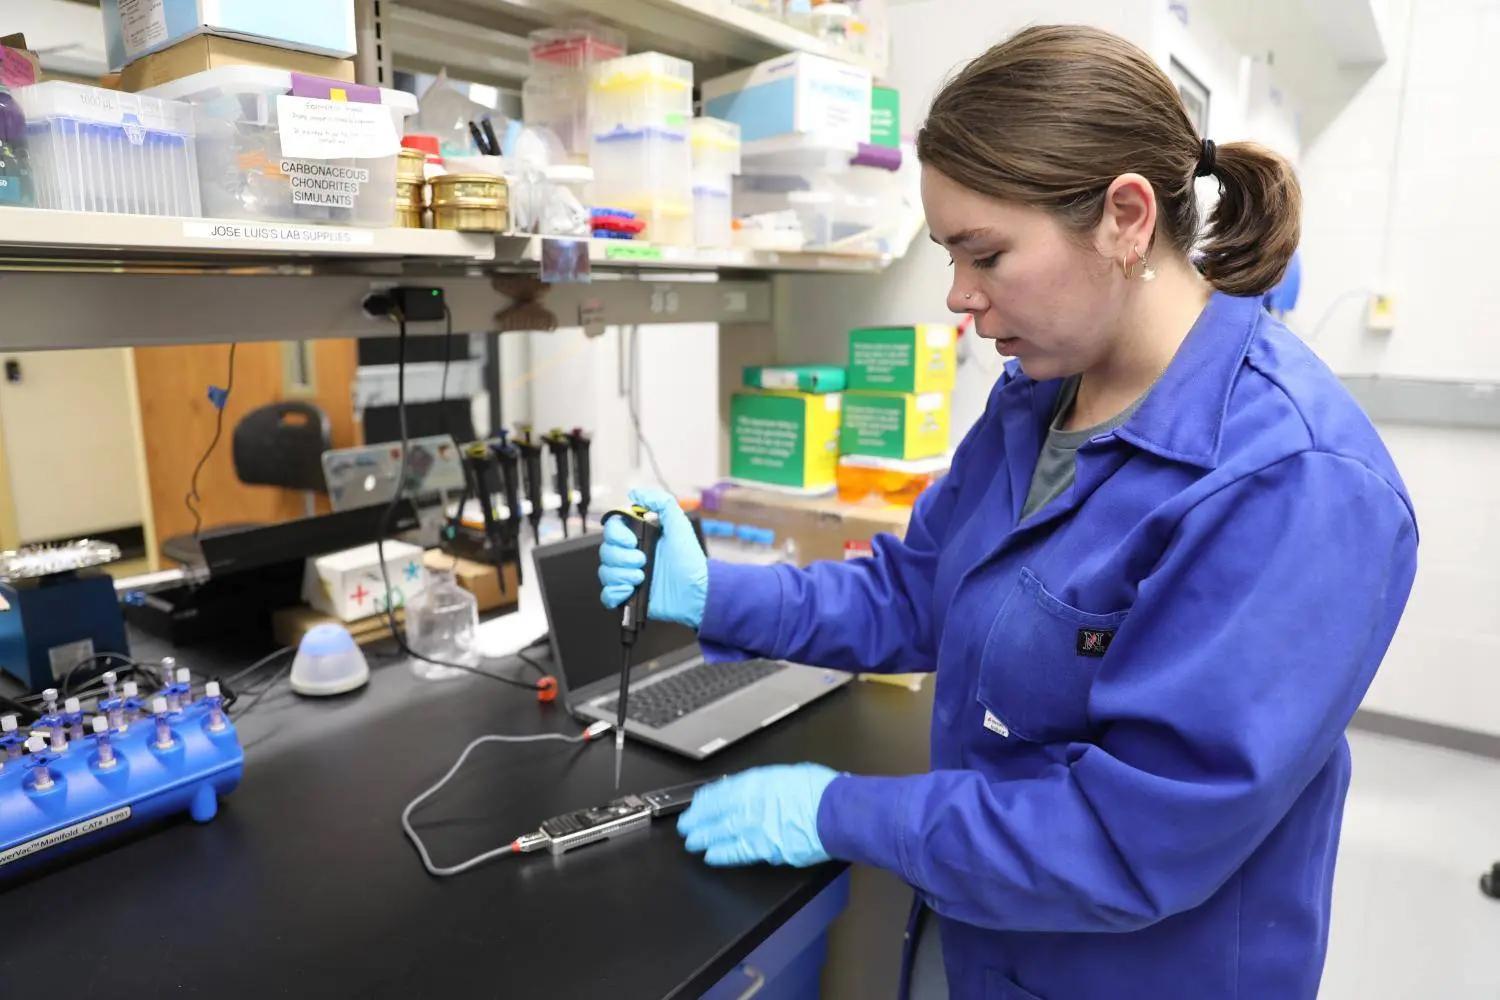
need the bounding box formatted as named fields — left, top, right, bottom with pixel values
left=1293, top=0, right=1500, bottom=737
left=518, top=321, right=720, bottom=511
left=772, top=0, right=1294, bottom=436
left=0, top=349, right=146, bottom=542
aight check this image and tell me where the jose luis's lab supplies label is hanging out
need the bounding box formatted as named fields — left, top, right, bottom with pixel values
left=0, top=807, right=132, bottom=867
left=119, top=0, right=169, bottom=60
left=182, top=222, right=376, bottom=247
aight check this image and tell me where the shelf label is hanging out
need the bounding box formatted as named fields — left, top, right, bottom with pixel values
left=182, top=221, right=376, bottom=247
left=0, top=807, right=132, bottom=868
left=282, top=159, right=370, bottom=209
left=603, top=244, right=664, bottom=262
left=276, top=96, right=399, bottom=160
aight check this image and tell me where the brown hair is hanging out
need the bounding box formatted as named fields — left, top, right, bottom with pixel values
left=916, top=25, right=1301, bottom=296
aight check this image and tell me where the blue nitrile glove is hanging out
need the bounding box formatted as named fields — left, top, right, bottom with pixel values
left=598, top=488, right=709, bottom=629
left=677, top=764, right=838, bottom=867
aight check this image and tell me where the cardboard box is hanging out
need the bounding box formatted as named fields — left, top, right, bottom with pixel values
left=703, top=53, right=871, bottom=144
left=870, top=86, right=900, bottom=149
left=422, top=551, right=520, bottom=614
left=713, top=485, right=913, bottom=565
left=841, top=391, right=952, bottom=461
left=0, top=35, right=41, bottom=88
left=100, top=0, right=357, bottom=70
left=301, top=541, right=428, bottom=623
left=848, top=324, right=957, bottom=394
left=742, top=364, right=846, bottom=394
left=730, top=390, right=842, bottom=491
left=121, top=34, right=354, bottom=92
left=272, top=604, right=405, bottom=649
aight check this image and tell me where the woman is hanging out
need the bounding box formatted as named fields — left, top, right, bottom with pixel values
left=600, top=25, right=1416, bottom=1000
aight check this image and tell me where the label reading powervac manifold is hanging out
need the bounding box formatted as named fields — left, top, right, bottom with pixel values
left=0, top=807, right=132, bottom=867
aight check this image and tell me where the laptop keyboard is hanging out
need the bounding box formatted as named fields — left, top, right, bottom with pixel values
left=601, top=659, right=787, bottom=729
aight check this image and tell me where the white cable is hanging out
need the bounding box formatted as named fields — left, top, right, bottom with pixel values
left=402, top=730, right=598, bottom=877
left=1295, top=288, right=1371, bottom=344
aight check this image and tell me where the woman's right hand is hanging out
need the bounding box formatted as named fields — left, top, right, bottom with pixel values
left=598, top=489, right=709, bottom=630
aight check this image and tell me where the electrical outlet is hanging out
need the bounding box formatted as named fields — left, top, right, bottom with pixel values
left=1367, top=293, right=1396, bottom=333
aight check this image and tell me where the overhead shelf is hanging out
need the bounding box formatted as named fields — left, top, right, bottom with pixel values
left=389, top=0, right=884, bottom=87
left=0, top=208, right=496, bottom=268
left=0, top=208, right=898, bottom=275
left=493, top=235, right=892, bottom=274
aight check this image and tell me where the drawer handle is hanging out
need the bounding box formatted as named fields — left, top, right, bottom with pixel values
left=734, top=964, right=767, bottom=1000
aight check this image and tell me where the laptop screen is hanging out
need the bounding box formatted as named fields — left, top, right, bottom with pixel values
left=532, top=533, right=700, bottom=696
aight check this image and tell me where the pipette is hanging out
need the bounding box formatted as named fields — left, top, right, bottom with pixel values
left=599, top=505, right=662, bottom=790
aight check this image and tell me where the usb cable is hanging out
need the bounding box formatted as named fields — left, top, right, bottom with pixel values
left=401, top=721, right=612, bottom=878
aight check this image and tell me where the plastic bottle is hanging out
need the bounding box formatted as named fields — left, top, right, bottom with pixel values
left=407, top=568, right=480, bottom=681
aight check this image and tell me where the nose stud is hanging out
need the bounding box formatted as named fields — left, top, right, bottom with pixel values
left=964, top=293, right=972, bottom=301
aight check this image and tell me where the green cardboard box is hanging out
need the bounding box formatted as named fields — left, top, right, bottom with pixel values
left=847, top=324, right=957, bottom=394
left=840, top=391, right=951, bottom=460
left=730, top=391, right=843, bottom=490
left=871, top=86, right=900, bottom=149
left=743, top=365, right=847, bottom=393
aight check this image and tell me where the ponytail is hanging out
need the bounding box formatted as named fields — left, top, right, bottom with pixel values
left=1197, top=142, right=1302, bottom=296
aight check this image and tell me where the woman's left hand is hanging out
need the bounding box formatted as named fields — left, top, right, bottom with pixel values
left=678, top=764, right=839, bottom=867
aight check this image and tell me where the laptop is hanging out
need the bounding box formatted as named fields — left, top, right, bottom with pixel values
left=532, top=533, right=851, bottom=759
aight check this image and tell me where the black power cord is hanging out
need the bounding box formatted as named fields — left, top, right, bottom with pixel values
left=186, top=342, right=238, bottom=541
left=372, top=304, right=549, bottom=696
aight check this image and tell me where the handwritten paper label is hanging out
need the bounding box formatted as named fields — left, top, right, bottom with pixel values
left=119, top=0, right=169, bottom=59
left=276, top=96, right=398, bottom=160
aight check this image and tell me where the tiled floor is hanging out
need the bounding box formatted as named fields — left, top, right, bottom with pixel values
left=1322, top=730, right=1500, bottom=998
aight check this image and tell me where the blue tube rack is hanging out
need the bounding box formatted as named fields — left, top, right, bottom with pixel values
left=0, top=698, right=243, bottom=880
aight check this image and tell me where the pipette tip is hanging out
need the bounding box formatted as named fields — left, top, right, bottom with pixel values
left=613, top=730, right=625, bottom=790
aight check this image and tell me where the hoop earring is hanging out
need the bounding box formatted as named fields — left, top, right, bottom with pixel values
left=1121, top=244, right=1157, bottom=282
left=1137, top=243, right=1157, bottom=282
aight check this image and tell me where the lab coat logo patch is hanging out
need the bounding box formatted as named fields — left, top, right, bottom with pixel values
left=982, top=710, right=1009, bottom=737
left=1076, top=628, right=1114, bottom=657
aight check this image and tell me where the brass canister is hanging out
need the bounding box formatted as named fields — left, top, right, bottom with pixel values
left=431, top=200, right=507, bottom=232
left=430, top=174, right=508, bottom=232
left=430, top=173, right=507, bottom=205
left=397, top=180, right=426, bottom=208
left=397, top=148, right=427, bottom=184
left=395, top=204, right=424, bottom=229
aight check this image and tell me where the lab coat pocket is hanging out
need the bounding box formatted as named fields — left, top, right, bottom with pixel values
left=976, top=567, right=1128, bottom=744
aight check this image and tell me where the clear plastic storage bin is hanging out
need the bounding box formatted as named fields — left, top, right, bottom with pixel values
left=735, top=174, right=880, bottom=250
left=17, top=81, right=200, bottom=216
left=691, top=117, right=742, bottom=177
left=523, top=24, right=625, bottom=163
left=522, top=72, right=591, bottom=163
left=741, top=133, right=858, bottom=177
left=693, top=182, right=732, bottom=247
left=589, top=52, right=693, bottom=133
left=591, top=125, right=692, bottom=245
left=145, top=67, right=417, bottom=227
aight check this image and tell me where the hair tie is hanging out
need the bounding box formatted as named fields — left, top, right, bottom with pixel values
left=1195, top=138, right=1217, bottom=178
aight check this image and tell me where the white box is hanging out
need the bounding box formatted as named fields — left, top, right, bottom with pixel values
left=702, top=53, right=871, bottom=144
left=100, top=0, right=357, bottom=70
left=302, top=541, right=428, bottom=623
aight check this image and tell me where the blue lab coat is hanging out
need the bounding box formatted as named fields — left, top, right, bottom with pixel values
left=699, top=292, right=1418, bottom=999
